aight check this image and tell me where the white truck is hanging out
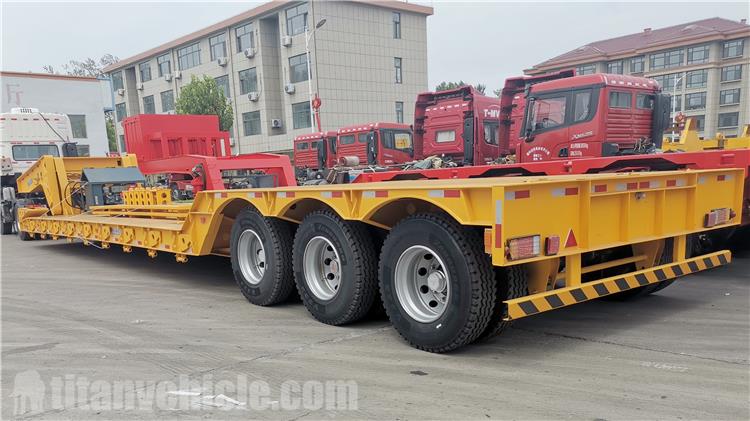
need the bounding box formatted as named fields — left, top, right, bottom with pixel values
left=1, top=108, right=76, bottom=234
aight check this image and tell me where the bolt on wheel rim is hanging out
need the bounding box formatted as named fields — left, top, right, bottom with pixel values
left=303, top=236, right=342, bottom=301
left=238, top=229, right=266, bottom=285
left=394, top=245, right=450, bottom=323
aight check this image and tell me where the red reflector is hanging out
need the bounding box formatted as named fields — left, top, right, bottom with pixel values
left=545, top=235, right=560, bottom=255
left=627, top=182, right=638, bottom=190
left=506, top=235, right=540, bottom=261
left=593, top=184, right=607, bottom=193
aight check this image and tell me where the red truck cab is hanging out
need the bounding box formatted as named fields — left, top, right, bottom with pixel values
left=293, top=131, right=337, bottom=170
left=512, top=74, right=669, bottom=162
left=414, top=86, right=502, bottom=165
left=336, top=122, right=414, bottom=166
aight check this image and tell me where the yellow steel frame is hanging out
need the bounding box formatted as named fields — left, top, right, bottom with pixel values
left=663, top=119, right=750, bottom=152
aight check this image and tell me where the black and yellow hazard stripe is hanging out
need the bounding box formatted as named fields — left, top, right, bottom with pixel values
left=504, top=250, right=731, bottom=321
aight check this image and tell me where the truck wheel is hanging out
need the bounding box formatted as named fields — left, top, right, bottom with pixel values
left=1, top=221, right=11, bottom=235
left=476, top=265, right=528, bottom=341
left=379, top=213, right=494, bottom=353
left=292, top=210, right=377, bottom=325
left=14, top=206, right=33, bottom=241
left=230, top=208, right=295, bottom=306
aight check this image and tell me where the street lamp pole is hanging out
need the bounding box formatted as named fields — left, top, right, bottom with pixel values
left=670, top=75, right=684, bottom=141
left=305, top=19, right=327, bottom=133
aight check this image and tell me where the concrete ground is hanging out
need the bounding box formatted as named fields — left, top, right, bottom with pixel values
left=2, top=236, right=748, bottom=420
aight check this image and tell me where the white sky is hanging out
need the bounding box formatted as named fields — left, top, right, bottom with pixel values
left=2, top=1, right=748, bottom=93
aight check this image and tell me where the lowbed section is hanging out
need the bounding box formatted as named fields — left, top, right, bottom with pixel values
left=18, top=164, right=743, bottom=351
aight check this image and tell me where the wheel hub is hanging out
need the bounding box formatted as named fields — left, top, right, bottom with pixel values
left=303, top=236, right=342, bottom=301
left=237, top=229, right=266, bottom=285
left=394, top=245, right=451, bottom=323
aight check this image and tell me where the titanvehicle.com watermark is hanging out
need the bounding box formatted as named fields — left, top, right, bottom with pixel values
left=10, top=370, right=358, bottom=415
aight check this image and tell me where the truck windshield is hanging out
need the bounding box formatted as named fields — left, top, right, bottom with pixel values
left=380, top=129, right=413, bottom=151
left=529, top=96, right=567, bottom=131
left=12, top=144, right=60, bottom=161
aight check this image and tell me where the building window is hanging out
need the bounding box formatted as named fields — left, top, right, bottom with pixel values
left=115, top=103, right=126, bottom=122
left=395, top=101, right=404, bottom=123
left=630, top=56, right=645, bottom=73
left=650, top=49, right=683, bottom=70
left=177, top=43, right=201, bottom=70
left=242, top=111, right=261, bottom=136
left=609, top=91, right=631, bottom=108
left=606, top=61, right=623, bottom=74
left=692, top=115, right=705, bottom=130
left=720, top=88, right=741, bottom=105
left=685, top=69, right=708, bottom=89
left=685, top=92, right=706, bottom=110
left=215, top=75, right=230, bottom=98
left=289, top=54, right=309, bottom=83
left=142, top=95, right=156, bottom=114
left=292, top=102, right=311, bottom=129
left=68, top=115, right=87, bottom=138
left=669, top=94, right=682, bottom=112
left=394, top=57, right=402, bottom=83
left=111, top=72, right=123, bottom=91
left=160, top=90, right=174, bottom=112
left=576, top=64, right=596, bottom=75
left=652, top=73, right=682, bottom=91
left=393, top=12, right=401, bottom=39
left=721, top=64, right=742, bottom=82
left=238, top=68, right=257, bottom=94
left=687, top=45, right=710, bottom=64
left=722, top=39, right=744, bottom=58
left=209, top=33, right=227, bottom=61
left=236, top=22, right=254, bottom=52
left=157, top=54, right=171, bottom=77
left=286, top=3, right=308, bottom=36
left=139, top=62, right=152, bottom=82
left=718, top=112, right=739, bottom=128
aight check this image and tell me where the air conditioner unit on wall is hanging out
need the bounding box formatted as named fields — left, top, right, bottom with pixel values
left=173, top=71, right=182, bottom=79
left=248, top=92, right=259, bottom=102
left=117, top=88, right=125, bottom=96
left=271, top=119, right=282, bottom=128
left=244, top=48, right=256, bottom=58
left=136, top=83, right=144, bottom=90
left=281, top=36, right=292, bottom=47
left=217, top=57, right=228, bottom=66
left=165, top=73, right=173, bottom=82
left=284, top=84, right=295, bottom=94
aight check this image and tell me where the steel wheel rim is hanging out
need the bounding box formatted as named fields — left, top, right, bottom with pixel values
left=238, top=229, right=266, bottom=285
left=303, top=236, right=341, bottom=301
left=394, top=245, right=450, bottom=323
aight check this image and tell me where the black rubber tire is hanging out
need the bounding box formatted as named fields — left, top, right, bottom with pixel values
left=476, top=265, right=528, bottom=341
left=230, top=207, right=295, bottom=306
left=14, top=206, right=33, bottom=241
left=378, top=213, right=494, bottom=353
left=1, top=221, right=12, bottom=235
left=292, top=210, right=378, bottom=325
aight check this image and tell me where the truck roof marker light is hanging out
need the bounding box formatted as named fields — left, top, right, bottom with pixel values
left=506, top=235, right=541, bottom=261
left=564, top=228, right=578, bottom=248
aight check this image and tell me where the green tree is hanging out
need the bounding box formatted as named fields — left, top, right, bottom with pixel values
left=493, top=88, right=502, bottom=97
left=435, top=81, right=486, bottom=95
left=175, top=75, right=233, bottom=131
left=105, top=112, right=117, bottom=152
left=43, top=54, right=119, bottom=77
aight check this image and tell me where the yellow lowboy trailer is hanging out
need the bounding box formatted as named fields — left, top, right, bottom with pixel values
left=16, top=156, right=744, bottom=352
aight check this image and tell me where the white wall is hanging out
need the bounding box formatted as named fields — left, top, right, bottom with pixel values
left=1, top=73, right=110, bottom=156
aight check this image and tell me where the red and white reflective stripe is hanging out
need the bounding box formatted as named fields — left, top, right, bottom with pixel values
left=616, top=182, right=639, bottom=191
left=717, top=174, right=733, bottom=182
left=428, top=189, right=460, bottom=198
left=666, top=178, right=686, bottom=187
left=277, top=191, right=296, bottom=198
left=247, top=192, right=263, bottom=199
left=214, top=192, right=228, bottom=199
left=495, top=199, right=503, bottom=248
left=698, top=176, right=707, bottom=184
left=552, top=187, right=579, bottom=197
left=505, top=190, right=530, bottom=200
left=592, top=184, right=608, bottom=193
left=363, top=190, right=388, bottom=199
left=638, top=180, right=660, bottom=189
left=320, top=191, right=343, bottom=199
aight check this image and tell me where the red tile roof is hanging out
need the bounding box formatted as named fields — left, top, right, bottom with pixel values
left=103, top=0, right=433, bottom=73
left=528, top=17, right=750, bottom=74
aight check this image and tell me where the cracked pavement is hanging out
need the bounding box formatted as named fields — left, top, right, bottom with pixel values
left=2, top=237, right=748, bottom=420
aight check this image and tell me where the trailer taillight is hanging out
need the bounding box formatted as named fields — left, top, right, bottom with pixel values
left=704, top=208, right=735, bottom=228
left=506, top=235, right=540, bottom=261
left=545, top=235, right=560, bottom=256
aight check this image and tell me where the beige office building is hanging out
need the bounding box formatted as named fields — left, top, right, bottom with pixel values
left=526, top=17, right=750, bottom=138
left=104, top=0, right=432, bottom=154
